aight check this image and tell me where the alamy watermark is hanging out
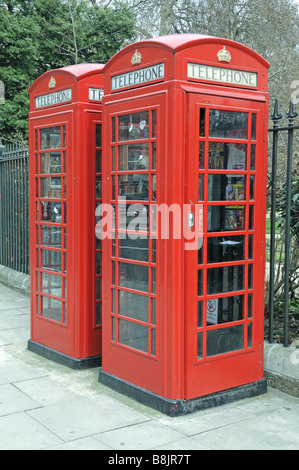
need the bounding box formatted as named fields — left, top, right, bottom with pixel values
left=95, top=198, right=203, bottom=251
left=0, top=81, right=5, bottom=105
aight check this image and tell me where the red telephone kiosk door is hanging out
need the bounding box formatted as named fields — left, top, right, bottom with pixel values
left=101, top=94, right=167, bottom=396
left=184, top=93, right=267, bottom=399
left=31, top=115, right=72, bottom=354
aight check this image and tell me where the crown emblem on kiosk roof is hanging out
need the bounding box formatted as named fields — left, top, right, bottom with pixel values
left=217, top=46, right=231, bottom=63
left=131, top=50, right=142, bottom=66
left=48, top=76, right=56, bottom=89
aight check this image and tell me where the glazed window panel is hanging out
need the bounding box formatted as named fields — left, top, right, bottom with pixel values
left=118, top=236, right=149, bottom=262
left=207, top=265, right=244, bottom=295
left=208, top=142, right=247, bottom=170
left=118, top=112, right=149, bottom=141
left=119, top=174, right=149, bottom=200
left=119, top=291, right=149, bottom=322
left=208, top=175, right=246, bottom=201
left=41, top=152, right=61, bottom=174
left=41, top=177, right=61, bottom=199
left=119, top=262, right=149, bottom=292
left=207, top=236, right=245, bottom=263
left=119, top=143, right=149, bottom=171
left=41, top=226, right=62, bottom=248
left=206, top=325, right=244, bottom=357
left=118, top=319, right=148, bottom=353
left=209, top=110, right=248, bottom=139
left=40, top=126, right=61, bottom=150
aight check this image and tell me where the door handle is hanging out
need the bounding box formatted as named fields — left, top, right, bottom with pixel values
left=188, top=212, right=194, bottom=228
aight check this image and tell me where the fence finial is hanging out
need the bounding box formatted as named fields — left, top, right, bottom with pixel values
left=286, top=100, right=298, bottom=126
left=270, top=99, right=282, bottom=127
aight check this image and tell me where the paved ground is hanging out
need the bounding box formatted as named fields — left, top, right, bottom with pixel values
left=0, top=282, right=299, bottom=451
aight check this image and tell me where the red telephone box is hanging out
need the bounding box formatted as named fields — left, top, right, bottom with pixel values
left=99, top=34, right=269, bottom=415
left=28, top=64, right=104, bottom=369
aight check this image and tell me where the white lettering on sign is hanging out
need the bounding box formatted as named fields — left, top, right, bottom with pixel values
left=89, top=88, right=104, bottom=101
left=35, top=89, right=72, bottom=109
left=111, top=63, right=165, bottom=91
left=187, top=63, right=257, bottom=88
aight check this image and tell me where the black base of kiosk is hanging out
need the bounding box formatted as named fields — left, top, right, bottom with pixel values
left=28, top=340, right=101, bottom=370
left=99, top=369, right=267, bottom=417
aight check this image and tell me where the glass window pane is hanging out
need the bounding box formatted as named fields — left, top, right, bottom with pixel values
left=119, top=143, right=149, bottom=170
left=41, top=296, right=61, bottom=322
left=41, top=226, right=62, bottom=248
left=207, top=325, right=244, bottom=357
left=207, top=236, right=244, bottom=263
left=151, top=298, right=156, bottom=325
left=152, top=142, right=156, bottom=170
left=248, top=322, right=253, bottom=348
left=248, top=293, right=253, bottom=318
left=96, top=302, right=102, bottom=325
left=41, top=177, right=61, bottom=199
left=208, top=142, right=247, bottom=170
left=208, top=206, right=245, bottom=232
left=197, top=332, right=203, bottom=359
left=118, top=319, right=148, bottom=353
left=40, top=126, right=61, bottom=150
left=199, top=142, right=204, bottom=169
left=251, top=114, right=256, bottom=140
left=250, top=176, right=255, bottom=200
left=207, top=265, right=244, bottom=294
left=41, top=272, right=62, bottom=298
left=41, top=152, right=61, bottom=174
left=200, top=108, right=205, bottom=137
left=198, top=174, right=204, bottom=201
left=96, top=176, right=102, bottom=199
left=208, top=175, right=245, bottom=202
left=96, top=150, right=102, bottom=173
left=119, top=112, right=149, bottom=141
left=209, top=110, right=248, bottom=139
left=152, top=110, right=156, bottom=138
left=118, top=204, right=148, bottom=232
left=96, top=124, right=102, bottom=148
left=198, top=300, right=203, bottom=327
left=119, top=236, right=149, bottom=262
left=250, top=145, right=256, bottom=170
left=151, top=329, right=156, bottom=356
left=207, top=295, right=244, bottom=325
left=119, top=291, right=148, bottom=322
left=119, top=262, right=148, bottom=292
left=119, top=174, right=149, bottom=200
left=41, top=249, right=62, bottom=273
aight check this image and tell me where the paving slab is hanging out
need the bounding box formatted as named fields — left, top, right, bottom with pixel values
left=0, top=383, right=41, bottom=416
left=28, top=394, right=149, bottom=442
left=94, top=420, right=186, bottom=450
left=0, top=412, right=63, bottom=450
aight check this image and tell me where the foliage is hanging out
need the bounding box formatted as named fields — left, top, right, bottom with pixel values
left=0, top=0, right=136, bottom=142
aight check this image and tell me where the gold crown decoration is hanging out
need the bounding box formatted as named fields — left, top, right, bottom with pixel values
left=48, top=76, right=56, bottom=89
left=217, top=46, right=232, bottom=63
left=131, top=50, right=142, bottom=66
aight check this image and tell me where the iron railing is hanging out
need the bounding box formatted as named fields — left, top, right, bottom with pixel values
left=0, top=142, right=29, bottom=275
left=267, top=99, right=299, bottom=346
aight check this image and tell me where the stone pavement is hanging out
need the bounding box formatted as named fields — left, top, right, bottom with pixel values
left=0, top=282, right=299, bottom=451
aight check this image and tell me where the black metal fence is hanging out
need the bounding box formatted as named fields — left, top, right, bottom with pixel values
left=0, top=141, right=30, bottom=275
left=267, top=99, right=299, bottom=346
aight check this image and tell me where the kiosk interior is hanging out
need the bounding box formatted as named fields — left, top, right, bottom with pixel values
left=99, top=34, right=269, bottom=415
left=28, top=64, right=104, bottom=369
